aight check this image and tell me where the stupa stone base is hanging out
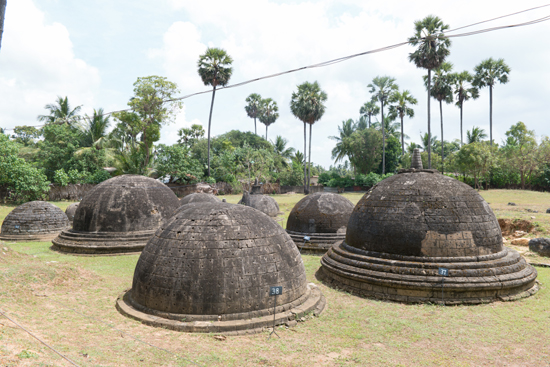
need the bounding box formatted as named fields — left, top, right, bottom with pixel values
left=51, top=229, right=154, bottom=255
left=286, top=230, right=345, bottom=252
left=319, top=241, right=539, bottom=305
left=116, top=283, right=326, bottom=335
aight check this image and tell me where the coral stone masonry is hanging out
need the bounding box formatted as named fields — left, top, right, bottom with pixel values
left=116, top=202, right=325, bottom=334
left=0, top=201, right=70, bottom=242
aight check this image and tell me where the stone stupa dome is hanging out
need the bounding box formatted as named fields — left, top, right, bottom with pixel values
left=116, top=202, right=325, bottom=334
left=319, top=149, right=538, bottom=304
left=52, top=175, right=180, bottom=254
left=238, top=191, right=280, bottom=217
left=0, top=201, right=70, bottom=242
left=179, top=193, right=220, bottom=206
left=286, top=192, right=354, bottom=252
left=65, top=203, right=79, bottom=224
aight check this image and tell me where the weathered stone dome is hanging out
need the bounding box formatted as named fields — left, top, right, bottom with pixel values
left=238, top=191, right=280, bottom=217
left=319, top=169, right=538, bottom=304
left=117, top=202, right=325, bottom=334
left=286, top=192, right=354, bottom=252
left=65, top=203, right=79, bottom=224
left=52, top=175, right=180, bottom=254
left=0, top=201, right=70, bottom=242
left=179, top=193, right=220, bottom=206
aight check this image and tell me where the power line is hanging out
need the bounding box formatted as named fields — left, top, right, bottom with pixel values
left=0, top=307, right=81, bottom=366
left=2, top=5, right=550, bottom=132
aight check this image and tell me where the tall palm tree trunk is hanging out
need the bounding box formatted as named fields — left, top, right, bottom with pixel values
left=381, top=100, right=385, bottom=175
left=207, top=85, right=217, bottom=177
left=368, top=114, right=371, bottom=128
left=303, top=122, right=308, bottom=194
left=254, top=117, right=257, bottom=135
left=440, top=100, right=444, bottom=173
left=0, top=0, right=6, bottom=51
left=266, top=125, right=268, bottom=141
left=489, top=85, right=493, bottom=147
left=427, top=69, right=432, bottom=169
left=401, top=114, right=405, bottom=155
left=308, top=123, right=312, bottom=189
left=460, top=101, right=464, bottom=146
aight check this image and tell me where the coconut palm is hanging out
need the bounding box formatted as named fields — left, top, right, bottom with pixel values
left=372, top=117, right=403, bottom=140
left=452, top=71, right=479, bottom=146
left=368, top=76, right=398, bottom=174
left=37, top=96, right=82, bottom=125
left=388, top=89, right=417, bottom=155
left=273, top=135, right=295, bottom=160
left=359, top=100, right=380, bottom=128
left=466, top=126, right=487, bottom=144
left=330, top=119, right=356, bottom=163
left=245, top=93, right=262, bottom=135
left=79, top=108, right=111, bottom=149
left=407, top=141, right=422, bottom=154
left=420, top=132, right=438, bottom=153
left=424, top=62, right=454, bottom=172
left=408, top=15, right=451, bottom=169
left=473, top=58, right=510, bottom=147
left=197, top=47, right=233, bottom=176
left=290, top=81, right=328, bottom=194
left=258, top=98, right=279, bottom=141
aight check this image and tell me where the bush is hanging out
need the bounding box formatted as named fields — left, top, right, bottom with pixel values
left=53, top=169, right=70, bottom=186
left=317, top=172, right=331, bottom=185
left=86, top=170, right=112, bottom=184
left=205, top=177, right=216, bottom=184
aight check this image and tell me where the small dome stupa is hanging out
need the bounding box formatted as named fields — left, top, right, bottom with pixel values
left=318, top=149, right=538, bottom=304
left=116, top=202, right=325, bottom=334
left=286, top=192, right=354, bottom=252
left=52, top=175, right=180, bottom=254
left=238, top=191, right=280, bottom=217
left=65, top=203, right=79, bottom=224
left=0, top=201, right=70, bottom=242
left=179, top=193, right=220, bottom=206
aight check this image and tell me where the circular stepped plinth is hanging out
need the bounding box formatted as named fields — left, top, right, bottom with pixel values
left=319, top=242, right=538, bottom=304
left=0, top=201, right=70, bottom=242
left=116, top=202, right=325, bottom=334
left=52, top=175, right=180, bottom=255
left=286, top=230, right=345, bottom=252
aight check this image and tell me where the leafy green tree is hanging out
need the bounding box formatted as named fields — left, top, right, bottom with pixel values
left=197, top=47, right=233, bottom=177
left=347, top=127, right=383, bottom=174
left=456, top=142, right=495, bottom=189
left=155, top=144, right=204, bottom=184
left=425, top=61, right=454, bottom=171
left=466, top=126, right=487, bottom=144
left=473, top=58, right=510, bottom=147
left=11, top=126, right=41, bottom=146
left=368, top=76, right=398, bottom=174
left=502, top=121, right=541, bottom=189
left=388, top=89, right=417, bottom=155
left=359, top=100, right=379, bottom=128
left=452, top=71, right=479, bottom=146
left=177, top=124, right=205, bottom=148
left=128, top=76, right=182, bottom=172
left=258, top=98, right=279, bottom=140
left=36, top=123, right=83, bottom=180
left=0, top=134, right=50, bottom=203
left=37, top=96, right=82, bottom=125
left=245, top=93, right=262, bottom=135
left=377, top=134, right=401, bottom=174
left=408, top=15, right=451, bottom=169
left=290, top=81, right=328, bottom=193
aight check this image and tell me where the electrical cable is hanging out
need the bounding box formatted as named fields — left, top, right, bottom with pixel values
left=0, top=307, right=81, bottom=367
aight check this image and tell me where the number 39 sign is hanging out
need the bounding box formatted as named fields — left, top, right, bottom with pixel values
left=270, top=286, right=282, bottom=296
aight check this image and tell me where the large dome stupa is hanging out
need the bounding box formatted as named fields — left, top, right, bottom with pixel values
left=0, top=201, right=70, bottom=242
left=318, top=149, right=538, bottom=304
left=116, top=202, right=325, bottom=334
left=52, top=175, right=180, bottom=255
left=286, top=192, right=354, bottom=252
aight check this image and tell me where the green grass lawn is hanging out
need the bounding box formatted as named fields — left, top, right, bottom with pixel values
left=1, top=190, right=550, bottom=366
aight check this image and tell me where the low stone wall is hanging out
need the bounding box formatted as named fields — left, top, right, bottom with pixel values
left=48, top=184, right=96, bottom=201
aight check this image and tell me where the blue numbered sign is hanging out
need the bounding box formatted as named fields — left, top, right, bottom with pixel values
left=269, top=286, right=283, bottom=296
left=303, top=236, right=311, bottom=242
left=438, top=267, right=449, bottom=277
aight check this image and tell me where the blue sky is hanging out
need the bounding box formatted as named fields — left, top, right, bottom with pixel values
left=1, top=0, right=549, bottom=168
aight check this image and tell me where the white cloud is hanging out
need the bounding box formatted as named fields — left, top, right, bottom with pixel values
left=0, top=0, right=100, bottom=130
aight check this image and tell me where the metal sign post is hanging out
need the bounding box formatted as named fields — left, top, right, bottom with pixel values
left=268, top=286, right=282, bottom=339
left=299, top=236, right=310, bottom=254
left=438, top=267, right=449, bottom=305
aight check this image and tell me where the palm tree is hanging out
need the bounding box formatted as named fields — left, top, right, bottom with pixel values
left=425, top=62, right=454, bottom=172
left=466, top=126, right=487, bottom=144
left=408, top=15, right=451, bottom=169
left=37, top=96, right=82, bottom=125
left=368, top=76, right=398, bottom=174
left=273, top=136, right=295, bottom=160
left=245, top=93, right=262, bottom=135
left=292, top=151, right=305, bottom=166
left=388, top=90, right=417, bottom=155
left=407, top=141, right=422, bottom=154
left=330, top=119, right=356, bottom=163
left=290, top=81, right=328, bottom=194
left=420, top=132, right=438, bottom=153
left=473, top=58, right=510, bottom=147
left=359, top=100, right=380, bottom=128
left=80, top=108, right=111, bottom=149
left=452, top=71, right=479, bottom=146
left=372, top=117, right=403, bottom=140
left=258, top=98, right=279, bottom=141
left=197, top=47, right=233, bottom=176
